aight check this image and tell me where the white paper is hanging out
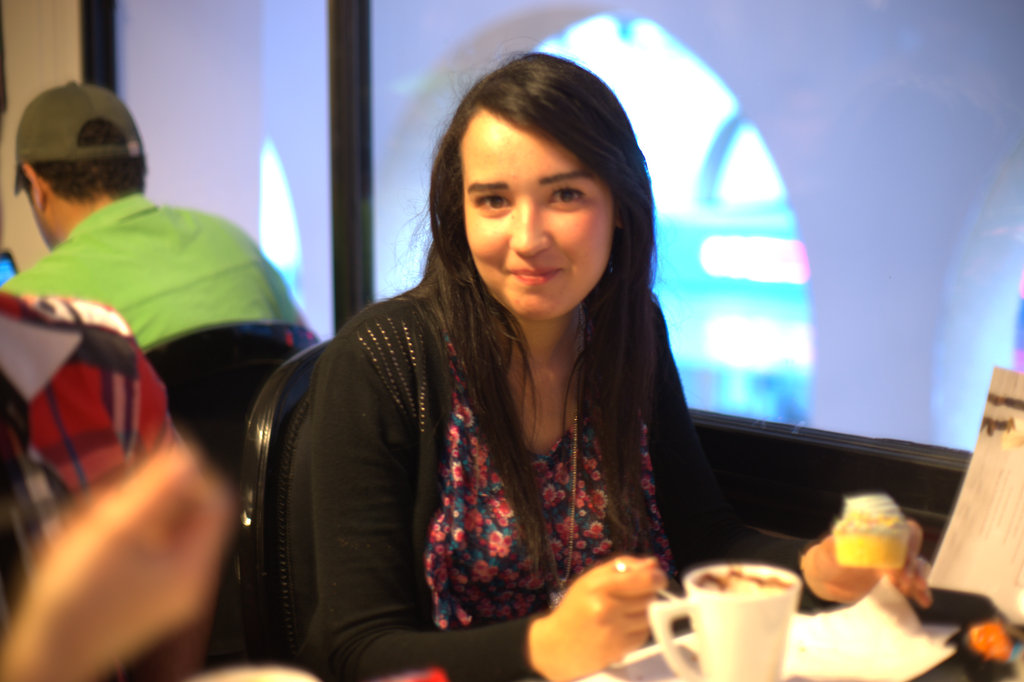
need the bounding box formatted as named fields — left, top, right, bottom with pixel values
left=585, top=581, right=956, bottom=682
left=0, top=315, right=82, bottom=401
left=784, top=580, right=958, bottom=681
left=931, top=366, right=1024, bottom=623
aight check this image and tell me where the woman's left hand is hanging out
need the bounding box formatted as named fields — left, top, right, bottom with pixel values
left=799, top=519, right=933, bottom=608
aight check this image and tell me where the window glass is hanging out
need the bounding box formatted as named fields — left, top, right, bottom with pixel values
left=537, top=15, right=812, bottom=425
left=117, top=0, right=333, bottom=341
left=371, top=1, right=1024, bottom=451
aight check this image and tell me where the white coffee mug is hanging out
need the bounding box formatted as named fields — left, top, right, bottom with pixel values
left=648, top=562, right=801, bottom=682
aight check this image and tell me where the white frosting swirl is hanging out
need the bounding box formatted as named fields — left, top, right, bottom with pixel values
left=841, top=492, right=903, bottom=519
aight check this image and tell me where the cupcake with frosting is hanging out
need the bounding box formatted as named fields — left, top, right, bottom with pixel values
left=832, top=492, right=910, bottom=569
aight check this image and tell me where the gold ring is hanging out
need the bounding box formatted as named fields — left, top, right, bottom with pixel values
left=615, top=559, right=628, bottom=573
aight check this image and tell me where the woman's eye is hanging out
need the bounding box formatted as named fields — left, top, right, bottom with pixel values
left=475, top=195, right=508, bottom=210
left=553, top=187, right=583, bottom=203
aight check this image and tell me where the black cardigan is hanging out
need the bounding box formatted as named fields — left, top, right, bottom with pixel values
left=296, top=296, right=805, bottom=682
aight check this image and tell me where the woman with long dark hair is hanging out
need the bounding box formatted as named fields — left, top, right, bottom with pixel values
left=299, top=53, right=929, bottom=682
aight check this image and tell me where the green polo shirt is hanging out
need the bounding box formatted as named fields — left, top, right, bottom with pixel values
left=3, top=193, right=300, bottom=350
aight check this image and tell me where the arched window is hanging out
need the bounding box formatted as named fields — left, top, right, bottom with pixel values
left=539, top=14, right=813, bottom=423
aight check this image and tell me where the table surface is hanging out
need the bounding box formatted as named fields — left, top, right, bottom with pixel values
left=571, top=627, right=1021, bottom=682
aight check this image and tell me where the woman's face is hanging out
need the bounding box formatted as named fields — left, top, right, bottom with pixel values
left=461, top=110, right=615, bottom=330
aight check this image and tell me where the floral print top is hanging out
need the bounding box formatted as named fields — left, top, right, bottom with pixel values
left=425, top=340, right=676, bottom=629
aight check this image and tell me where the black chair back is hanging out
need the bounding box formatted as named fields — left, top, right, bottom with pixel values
left=145, top=321, right=318, bottom=664
left=239, top=341, right=327, bottom=661
left=146, top=322, right=318, bottom=480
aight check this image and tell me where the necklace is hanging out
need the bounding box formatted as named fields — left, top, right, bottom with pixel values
left=550, top=410, right=579, bottom=607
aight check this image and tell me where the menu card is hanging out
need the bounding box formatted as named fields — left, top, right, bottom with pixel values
left=930, top=366, right=1024, bottom=623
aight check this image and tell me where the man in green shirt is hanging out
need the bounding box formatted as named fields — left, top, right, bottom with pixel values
left=3, top=82, right=301, bottom=350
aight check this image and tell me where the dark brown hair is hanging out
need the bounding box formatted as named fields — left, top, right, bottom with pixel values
left=410, top=53, right=658, bottom=570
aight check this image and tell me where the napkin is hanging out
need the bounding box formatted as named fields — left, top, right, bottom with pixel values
left=785, top=578, right=959, bottom=681
left=589, top=579, right=958, bottom=682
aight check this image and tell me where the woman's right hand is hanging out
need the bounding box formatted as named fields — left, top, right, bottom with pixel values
left=527, top=555, right=667, bottom=681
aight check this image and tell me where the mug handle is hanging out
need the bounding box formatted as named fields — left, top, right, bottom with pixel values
left=648, top=599, right=703, bottom=682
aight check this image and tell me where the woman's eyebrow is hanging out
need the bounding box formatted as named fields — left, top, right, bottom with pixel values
left=466, top=181, right=508, bottom=193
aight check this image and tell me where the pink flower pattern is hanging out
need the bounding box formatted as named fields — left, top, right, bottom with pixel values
left=425, top=339, right=675, bottom=630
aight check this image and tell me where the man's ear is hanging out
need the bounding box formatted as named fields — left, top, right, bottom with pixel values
left=20, top=163, right=48, bottom=214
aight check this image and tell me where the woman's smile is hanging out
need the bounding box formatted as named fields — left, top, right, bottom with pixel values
left=510, top=267, right=561, bottom=285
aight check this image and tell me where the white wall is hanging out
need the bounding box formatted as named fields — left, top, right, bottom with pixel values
left=0, top=0, right=81, bottom=268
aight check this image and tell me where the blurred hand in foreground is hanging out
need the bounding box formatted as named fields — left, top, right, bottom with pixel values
left=0, top=443, right=234, bottom=682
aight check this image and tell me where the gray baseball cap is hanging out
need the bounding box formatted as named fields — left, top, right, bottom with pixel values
left=15, top=82, right=143, bottom=192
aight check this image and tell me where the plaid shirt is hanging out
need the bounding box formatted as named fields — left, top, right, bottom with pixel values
left=0, top=292, right=175, bottom=629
